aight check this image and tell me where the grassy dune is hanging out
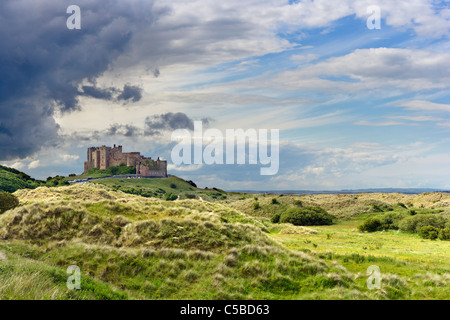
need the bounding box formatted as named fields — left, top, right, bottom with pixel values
left=0, top=183, right=449, bottom=299
left=91, top=175, right=234, bottom=201
left=228, top=192, right=450, bottom=219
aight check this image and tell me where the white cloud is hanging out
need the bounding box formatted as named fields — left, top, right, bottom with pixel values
left=3, top=162, right=26, bottom=170
left=60, top=154, right=80, bottom=161
left=354, top=120, right=414, bottom=126
left=28, top=160, right=40, bottom=169
left=399, top=100, right=450, bottom=112
left=272, top=48, right=450, bottom=93
left=290, top=54, right=319, bottom=64
left=388, top=115, right=443, bottom=122
left=168, top=164, right=203, bottom=172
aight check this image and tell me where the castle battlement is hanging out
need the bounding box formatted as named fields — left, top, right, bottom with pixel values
left=84, top=145, right=167, bottom=177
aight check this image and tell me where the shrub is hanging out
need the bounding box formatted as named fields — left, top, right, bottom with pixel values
left=397, top=202, right=407, bottom=209
left=371, top=204, right=384, bottom=212
left=271, top=213, right=281, bottom=223
left=358, top=217, right=383, bottom=232
left=170, top=183, right=177, bottom=189
left=279, top=206, right=333, bottom=226
left=271, top=198, right=279, bottom=205
left=418, top=226, right=439, bottom=240
left=164, top=193, right=178, bottom=201
left=399, top=214, right=448, bottom=233
left=0, top=191, right=19, bottom=214
left=187, top=180, right=197, bottom=188
left=294, top=200, right=303, bottom=207
left=109, top=166, right=119, bottom=175
left=370, top=201, right=393, bottom=212
left=438, top=227, right=450, bottom=241
left=379, top=212, right=405, bottom=230
left=253, top=202, right=261, bottom=210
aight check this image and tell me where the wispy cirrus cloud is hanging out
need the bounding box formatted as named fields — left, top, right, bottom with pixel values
left=398, top=100, right=450, bottom=112
left=270, top=48, right=450, bottom=93
left=354, top=120, right=411, bottom=126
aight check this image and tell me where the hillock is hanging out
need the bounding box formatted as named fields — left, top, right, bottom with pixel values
left=0, top=165, right=41, bottom=193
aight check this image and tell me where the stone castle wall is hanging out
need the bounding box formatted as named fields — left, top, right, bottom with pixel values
left=84, top=145, right=167, bottom=177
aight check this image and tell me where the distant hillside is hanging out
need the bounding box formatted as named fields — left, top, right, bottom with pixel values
left=230, top=188, right=449, bottom=195
left=67, top=165, right=137, bottom=180
left=91, top=175, right=233, bottom=201
left=0, top=165, right=41, bottom=193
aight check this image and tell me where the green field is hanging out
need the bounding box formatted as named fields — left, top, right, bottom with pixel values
left=0, top=177, right=449, bottom=300
left=91, top=175, right=241, bottom=201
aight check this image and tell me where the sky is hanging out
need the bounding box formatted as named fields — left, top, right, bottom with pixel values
left=1, top=0, right=450, bottom=190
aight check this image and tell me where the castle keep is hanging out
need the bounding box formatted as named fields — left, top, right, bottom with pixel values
left=84, top=145, right=167, bottom=177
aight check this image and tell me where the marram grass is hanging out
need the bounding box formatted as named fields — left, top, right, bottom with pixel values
left=0, top=183, right=448, bottom=299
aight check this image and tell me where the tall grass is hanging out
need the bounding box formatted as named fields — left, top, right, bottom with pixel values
left=1, top=184, right=447, bottom=299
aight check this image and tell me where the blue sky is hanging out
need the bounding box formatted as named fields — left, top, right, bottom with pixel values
left=1, top=0, right=450, bottom=190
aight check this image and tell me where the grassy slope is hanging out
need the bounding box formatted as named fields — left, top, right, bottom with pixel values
left=227, top=192, right=450, bottom=219
left=0, top=184, right=382, bottom=299
left=230, top=193, right=450, bottom=299
left=66, top=166, right=137, bottom=180
left=0, top=165, right=41, bottom=193
left=92, top=175, right=243, bottom=201
left=0, top=183, right=449, bottom=299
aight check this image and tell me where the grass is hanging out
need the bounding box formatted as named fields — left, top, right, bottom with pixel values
left=0, top=183, right=449, bottom=299
left=270, top=213, right=450, bottom=299
left=0, top=165, right=42, bottom=193
left=91, top=175, right=242, bottom=201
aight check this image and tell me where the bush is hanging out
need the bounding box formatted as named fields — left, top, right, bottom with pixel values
left=253, top=202, right=261, bottom=210
left=371, top=202, right=393, bottom=212
left=170, top=183, right=177, bottom=189
left=164, top=193, right=178, bottom=201
left=279, top=206, right=333, bottom=226
left=379, top=212, right=405, bottom=230
left=399, top=214, right=448, bottom=233
left=397, top=202, right=407, bottom=209
left=187, top=180, right=197, bottom=188
left=271, top=213, right=281, bottom=223
left=0, top=191, right=19, bottom=214
left=438, top=227, right=450, bottom=241
left=294, top=200, right=303, bottom=207
left=271, top=198, right=279, bottom=205
left=418, top=226, right=439, bottom=240
left=358, top=217, right=383, bottom=232
left=109, top=166, right=119, bottom=175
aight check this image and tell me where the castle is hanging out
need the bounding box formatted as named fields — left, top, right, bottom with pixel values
left=84, top=145, right=167, bottom=177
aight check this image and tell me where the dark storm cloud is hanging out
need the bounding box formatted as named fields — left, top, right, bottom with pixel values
left=105, top=123, right=141, bottom=137
left=117, top=84, right=143, bottom=102
left=80, top=84, right=143, bottom=102
left=80, top=86, right=115, bottom=100
left=0, top=0, right=157, bottom=160
left=144, top=113, right=214, bottom=136
left=144, top=112, right=195, bottom=136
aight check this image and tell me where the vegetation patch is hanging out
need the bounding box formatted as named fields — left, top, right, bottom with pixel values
left=277, top=206, right=334, bottom=226
left=0, top=192, right=19, bottom=214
